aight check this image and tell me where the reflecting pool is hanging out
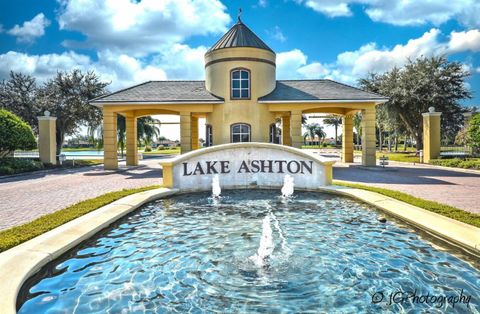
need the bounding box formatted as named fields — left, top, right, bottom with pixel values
left=18, top=190, right=480, bottom=313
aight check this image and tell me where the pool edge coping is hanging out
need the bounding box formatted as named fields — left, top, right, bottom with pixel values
left=1, top=185, right=479, bottom=314
left=0, top=187, right=179, bottom=314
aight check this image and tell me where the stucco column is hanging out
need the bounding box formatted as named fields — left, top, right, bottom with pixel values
left=37, top=111, right=57, bottom=165
left=290, top=110, right=303, bottom=149
left=180, top=112, right=192, bottom=153
left=126, top=116, right=138, bottom=166
left=342, top=115, right=354, bottom=163
left=282, top=115, right=291, bottom=146
left=191, top=116, right=199, bottom=150
left=361, top=107, right=376, bottom=166
left=103, top=108, right=118, bottom=170
left=422, top=107, right=442, bottom=163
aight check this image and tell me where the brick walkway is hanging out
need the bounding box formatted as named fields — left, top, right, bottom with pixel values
left=0, top=158, right=163, bottom=231
left=1, top=154, right=479, bottom=231
left=334, top=162, right=480, bottom=214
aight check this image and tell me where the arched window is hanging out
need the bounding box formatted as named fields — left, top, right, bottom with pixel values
left=231, top=69, right=250, bottom=99
left=231, top=123, right=251, bottom=142
left=206, top=124, right=213, bottom=147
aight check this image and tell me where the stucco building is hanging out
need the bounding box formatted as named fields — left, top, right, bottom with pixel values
left=91, top=18, right=387, bottom=170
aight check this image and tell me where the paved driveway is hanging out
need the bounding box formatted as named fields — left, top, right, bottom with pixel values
left=334, top=162, right=480, bottom=214
left=1, top=155, right=479, bottom=231
left=0, top=158, right=164, bottom=231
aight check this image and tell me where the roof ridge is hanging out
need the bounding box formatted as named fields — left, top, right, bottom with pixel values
left=90, top=80, right=153, bottom=102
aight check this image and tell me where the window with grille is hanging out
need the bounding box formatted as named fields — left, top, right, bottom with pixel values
left=231, top=123, right=251, bottom=142
left=231, top=69, right=250, bottom=99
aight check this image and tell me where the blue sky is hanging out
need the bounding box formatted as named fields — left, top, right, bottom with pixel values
left=1, top=0, right=479, bottom=109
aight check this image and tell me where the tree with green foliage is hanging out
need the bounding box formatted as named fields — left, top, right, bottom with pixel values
left=303, top=123, right=326, bottom=146
left=467, top=114, right=480, bottom=154
left=0, top=109, right=36, bottom=157
left=0, top=72, right=41, bottom=133
left=359, top=56, right=471, bottom=150
left=116, top=116, right=161, bottom=156
left=323, top=116, right=342, bottom=146
left=37, top=70, right=109, bottom=155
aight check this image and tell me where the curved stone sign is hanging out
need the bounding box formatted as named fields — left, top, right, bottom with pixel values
left=160, top=143, right=335, bottom=191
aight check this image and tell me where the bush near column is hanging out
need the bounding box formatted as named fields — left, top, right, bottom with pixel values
left=467, top=114, right=480, bottom=155
left=0, top=109, right=36, bottom=158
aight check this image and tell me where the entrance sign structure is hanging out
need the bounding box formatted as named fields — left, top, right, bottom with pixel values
left=91, top=18, right=388, bottom=170
left=160, top=143, right=335, bottom=190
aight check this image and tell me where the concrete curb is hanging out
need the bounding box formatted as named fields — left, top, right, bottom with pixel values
left=0, top=187, right=178, bottom=314
left=0, top=185, right=478, bottom=313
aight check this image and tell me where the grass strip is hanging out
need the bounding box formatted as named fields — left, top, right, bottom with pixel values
left=333, top=180, right=480, bottom=228
left=0, top=185, right=160, bottom=253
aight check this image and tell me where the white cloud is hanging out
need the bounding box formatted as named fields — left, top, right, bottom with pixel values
left=268, top=26, right=287, bottom=42
left=0, top=43, right=211, bottom=91
left=258, top=0, right=268, bottom=8
left=447, top=29, right=480, bottom=53
left=297, top=0, right=480, bottom=27
left=58, top=0, right=231, bottom=56
left=6, top=13, right=51, bottom=43
left=276, top=49, right=307, bottom=79
left=277, top=28, right=480, bottom=85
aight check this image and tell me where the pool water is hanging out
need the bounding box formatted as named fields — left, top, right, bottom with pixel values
left=18, top=190, right=480, bottom=313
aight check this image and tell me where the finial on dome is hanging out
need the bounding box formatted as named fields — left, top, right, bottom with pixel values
left=237, top=8, right=243, bottom=23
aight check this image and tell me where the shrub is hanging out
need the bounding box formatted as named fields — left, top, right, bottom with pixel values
left=429, top=158, right=480, bottom=169
left=144, top=145, right=152, bottom=152
left=0, top=109, right=36, bottom=157
left=467, top=114, right=480, bottom=150
left=0, top=158, right=44, bottom=175
left=157, top=145, right=165, bottom=150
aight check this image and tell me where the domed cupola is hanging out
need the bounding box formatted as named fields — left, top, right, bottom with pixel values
left=207, top=17, right=274, bottom=54
left=204, top=17, right=276, bottom=100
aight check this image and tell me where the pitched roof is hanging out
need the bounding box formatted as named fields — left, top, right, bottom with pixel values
left=90, top=81, right=223, bottom=104
left=90, top=79, right=387, bottom=105
left=258, top=80, right=388, bottom=102
left=207, top=17, right=273, bottom=54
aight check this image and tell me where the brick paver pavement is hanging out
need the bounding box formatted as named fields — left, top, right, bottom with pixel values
left=0, top=158, right=163, bottom=231
left=1, top=154, right=479, bottom=231
left=334, top=162, right=480, bottom=214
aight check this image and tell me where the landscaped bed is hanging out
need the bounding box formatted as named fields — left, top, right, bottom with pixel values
left=0, top=158, right=103, bottom=176
left=429, top=158, right=480, bottom=170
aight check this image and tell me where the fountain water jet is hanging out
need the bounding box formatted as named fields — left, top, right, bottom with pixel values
left=281, top=175, right=294, bottom=198
left=249, top=213, right=275, bottom=267
left=212, top=175, right=221, bottom=199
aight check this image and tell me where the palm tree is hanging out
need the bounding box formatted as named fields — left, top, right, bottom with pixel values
left=116, top=116, right=160, bottom=155
left=303, top=123, right=325, bottom=146
left=353, top=112, right=362, bottom=146
left=117, top=115, right=126, bottom=157
left=137, top=116, right=160, bottom=146
left=323, top=116, right=342, bottom=146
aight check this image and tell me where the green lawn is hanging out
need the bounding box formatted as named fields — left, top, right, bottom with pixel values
left=0, top=185, right=161, bottom=252
left=376, top=151, right=420, bottom=163
left=142, top=148, right=181, bottom=155
left=334, top=180, right=480, bottom=228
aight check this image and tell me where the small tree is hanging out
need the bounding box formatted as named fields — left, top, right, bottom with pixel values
left=323, top=117, right=342, bottom=146
left=0, top=109, right=36, bottom=157
left=467, top=114, right=480, bottom=155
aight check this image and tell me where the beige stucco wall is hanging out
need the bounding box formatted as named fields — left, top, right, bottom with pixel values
left=205, top=47, right=277, bottom=144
